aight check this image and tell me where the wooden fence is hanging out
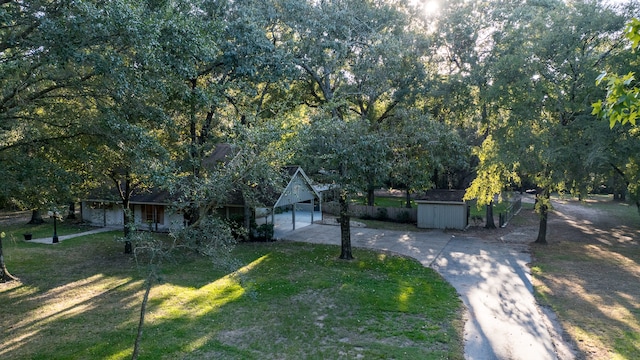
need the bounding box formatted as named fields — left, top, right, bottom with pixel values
left=323, top=202, right=417, bottom=223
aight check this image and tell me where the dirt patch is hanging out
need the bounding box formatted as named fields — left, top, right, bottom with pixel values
left=530, top=199, right=639, bottom=359
left=549, top=199, right=640, bottom=247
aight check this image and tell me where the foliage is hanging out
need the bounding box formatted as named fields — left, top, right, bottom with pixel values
left=254, top=223, right=275, bottom=242
left=455, top=0, right=632, bottom=241
left=388, top=109, right=470, bottom=198
left=464, top=136, right=519, bottom=206
left=3, top=0, right=640, bottom=253
left=593, top=18, right=640, bottom=128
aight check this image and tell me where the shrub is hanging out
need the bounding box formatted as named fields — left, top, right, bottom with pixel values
left=171, top=216, right=237, bottom=259
left=254, top=223, right=274, bottom=242
left=376, top=207, right=388, bottom=221
left=395, top=210, right=412, bottom=224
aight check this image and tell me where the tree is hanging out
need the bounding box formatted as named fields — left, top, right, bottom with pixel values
left=463, top=0, right=630, bottom=243
left=296, top=117, right=386, bottom=259
left=0, top=0, right=177, bottom=225
left=430, top=0, right=509, bottom=226
left=464, top=135, right=519, bottom=228
left=0, top=231, right=18, bottom=282
left=277, top=0, right=431, bottom=258
left=594, top=18, right=640, bottom=127
left=389, top=110, right=469, bottom=208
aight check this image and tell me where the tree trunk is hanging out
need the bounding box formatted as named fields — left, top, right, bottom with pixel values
left=0, top=236, right=18, bottom=282
left=132, top=269, right=155, bottom=360
left=123, top=205, right=134, bottom=237
left=405, top=189, right=412, bottom=208
left=485, top=201, right=496, bottom=229
left=366, top=184, right=375, bottom=206
left=535, top=206, right=548, bottom=244
left=27, top=210, right=44, bottom=224
left=243, top=199, right=252, bottom=241
left=67, top=202, right=76, bottom=220
left=338, top=191, right=353, bottom=260
left=534, top=191, right=550, bottom=244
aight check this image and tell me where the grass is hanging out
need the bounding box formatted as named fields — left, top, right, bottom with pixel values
left=353, top=195, right=416, bottom=208
left=2, top=217, right=95, bottom=240
left=467, top=200, right=511, bottom=218
left=0, top=227, right=464, bottom=359
left=530, top=196, right=640, bottom=360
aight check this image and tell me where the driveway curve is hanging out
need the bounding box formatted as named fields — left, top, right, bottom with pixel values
left=279, top=224, right=574, bottom=360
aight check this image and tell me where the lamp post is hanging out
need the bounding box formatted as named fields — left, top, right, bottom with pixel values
left=49, top=210, right=59, bottom=243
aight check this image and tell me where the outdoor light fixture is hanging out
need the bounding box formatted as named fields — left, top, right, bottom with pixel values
left=49, top=210, right=59, bottom=243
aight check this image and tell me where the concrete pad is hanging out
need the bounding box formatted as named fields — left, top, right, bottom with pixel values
left=260, top=210, right=322, bottom=239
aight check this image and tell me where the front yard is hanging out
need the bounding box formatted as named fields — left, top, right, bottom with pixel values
left=0, top=225, right=463, bottom=359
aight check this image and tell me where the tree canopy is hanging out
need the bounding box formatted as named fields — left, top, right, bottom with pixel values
left=2, top=0, right=639, bottom=249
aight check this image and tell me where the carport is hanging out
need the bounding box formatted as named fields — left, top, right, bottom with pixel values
left=254, top=167, right=322, bottom=235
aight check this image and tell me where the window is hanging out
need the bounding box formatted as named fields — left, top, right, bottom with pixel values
left=141, top=205, right=164, bottom=225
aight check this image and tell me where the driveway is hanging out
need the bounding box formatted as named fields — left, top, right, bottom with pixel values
left=279, top=224, right=574, bottom=360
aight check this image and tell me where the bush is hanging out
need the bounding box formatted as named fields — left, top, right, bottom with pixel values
left=395, top=210, right=412, bottom=224
left=376, top=207, right=388, bottom=221
left=253, top=223, right=274, bottom=242
left=360, top=212, right=374, bottom=220
left=171, top=216, right=237, bottom=259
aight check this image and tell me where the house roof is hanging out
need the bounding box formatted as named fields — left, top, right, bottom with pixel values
left=224, top=166, right=321, bottom=208
left=416, top=190, right=466, bottom=203
left=202, top=143, right=235, bottom=168
left=84, top=145, right=320, bottom=208
left=85, top=188, right=175, bottom=205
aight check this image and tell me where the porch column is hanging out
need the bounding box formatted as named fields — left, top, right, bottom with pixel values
left=292, top=204, right=296, bottom=230
left=311, top=199, right=314, bottom=223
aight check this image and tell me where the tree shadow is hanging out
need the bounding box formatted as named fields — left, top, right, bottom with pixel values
left=531, top=199, right=640, bottom=359
left=1, top=239, right=463, bottom=359
left=432, top=237, right=561, bottom=360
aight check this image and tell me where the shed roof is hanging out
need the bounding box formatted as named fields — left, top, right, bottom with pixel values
left=416, top=190, right=466, bottom=203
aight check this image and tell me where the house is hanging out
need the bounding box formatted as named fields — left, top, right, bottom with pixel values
left=81, top=145, right=322, bottom=235
left=415, top=190, right=468, bottom=230
left=81, top=189, right=185, bottom=232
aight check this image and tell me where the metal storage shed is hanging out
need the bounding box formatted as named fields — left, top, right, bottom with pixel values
left=416, top=190, right=468, bottom=230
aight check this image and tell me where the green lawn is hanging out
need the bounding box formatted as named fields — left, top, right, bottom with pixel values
left=0, top=230, right=464, bottom=359
left=353, top=195, right=416, bottom=208
left=2, top=218, right=97, bottom=240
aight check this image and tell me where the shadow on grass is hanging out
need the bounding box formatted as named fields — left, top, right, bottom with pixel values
left=532, top=198, right=640, bottom=359
left=1, top=236, right=464, bottom=360
left=532, top=242, right=640, bottom=359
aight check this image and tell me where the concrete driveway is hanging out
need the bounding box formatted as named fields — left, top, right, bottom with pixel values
left=279, top=224, right=574, bottom=360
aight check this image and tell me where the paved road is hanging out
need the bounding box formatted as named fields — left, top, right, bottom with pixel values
left=279, top=224, right=574, bottom=360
